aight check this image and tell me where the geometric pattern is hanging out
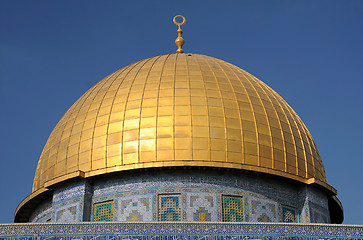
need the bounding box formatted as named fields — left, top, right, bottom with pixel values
left=118, top=196, right=152, bottom=221
left=249, top=197, right=278, bottom=222
left=120, top=200, right=132, bottom=215
left=158, top=194, right=181, bottom=221
left=93, top=201, right=113, bottom=221
left=188, top=194, right=216, bottom=222
left=126, top=210, right=143, bottom=221
left=3, top=222, right=361, bottom=239
left=139, top=197, right=150, bottom=211
left=257, top=213, right=271, bottom=222
left=55, top=205, right=77, bottom=222
left=222, top=196, right=243, bottom=222
left=282, top=205, right=298, bottom=223
left=193, top=207, right=211, bottom=221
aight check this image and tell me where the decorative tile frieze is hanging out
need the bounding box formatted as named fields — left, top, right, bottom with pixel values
left=1, top=222, right=362, bottom=239
left=29, top=173, right=331, bottom=224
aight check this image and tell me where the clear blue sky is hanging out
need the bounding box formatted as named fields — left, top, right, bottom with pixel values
left=0, top=0, right=362, bottom=224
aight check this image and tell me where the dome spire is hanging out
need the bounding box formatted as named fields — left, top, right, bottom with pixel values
left=173, top=15, right=186, bottom=53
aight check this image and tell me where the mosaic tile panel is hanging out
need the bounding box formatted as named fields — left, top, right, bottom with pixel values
left=222, top=196, right=244, bottom=222
left=55, top=203, right=78, bottom=222
left=118, top=195, right=152, bottom=221
left=93, top=200, right=113, bottom=222
left=52, top=197, right=84, bottom=222
left=282, top=205, right=298, bottom=223
left=248, top=197, right=278, bottom=222
left=158, top=194, right=181, bottom=221
left=187, top=193, right=217, bottom=222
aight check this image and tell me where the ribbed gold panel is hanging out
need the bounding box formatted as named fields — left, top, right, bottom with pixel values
left=32, top=54, right=326, bottom=192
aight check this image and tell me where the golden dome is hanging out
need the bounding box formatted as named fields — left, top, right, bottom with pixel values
left=32, top=53, right=333, bottom=195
